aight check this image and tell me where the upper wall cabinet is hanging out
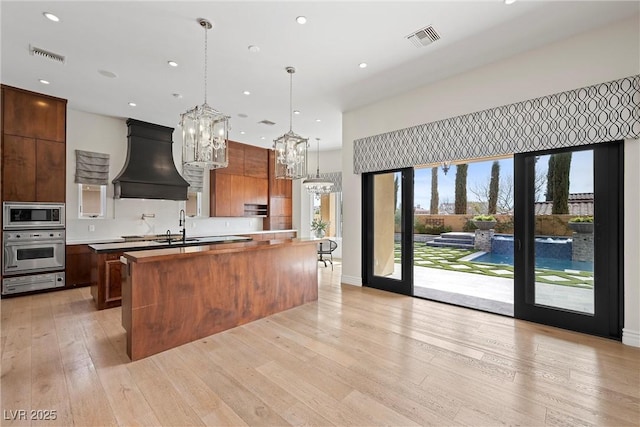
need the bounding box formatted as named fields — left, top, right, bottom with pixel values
left=1, top=85, right=67, bottom=202
left=210, top=141, right=269, bottom=217
left=2, top=86, right=66, bottom=142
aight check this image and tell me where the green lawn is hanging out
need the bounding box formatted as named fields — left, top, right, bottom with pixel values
left=395, top=243, right=593, bottom=288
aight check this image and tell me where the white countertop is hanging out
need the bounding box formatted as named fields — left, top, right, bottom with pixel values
left=67, top=229, right=297, bottom=245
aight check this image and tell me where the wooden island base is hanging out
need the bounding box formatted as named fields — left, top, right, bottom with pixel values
left=121, top=239, right=319, bottom=360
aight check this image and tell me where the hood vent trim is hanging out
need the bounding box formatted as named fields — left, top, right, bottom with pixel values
left=112, top=119, right=189, bottom=200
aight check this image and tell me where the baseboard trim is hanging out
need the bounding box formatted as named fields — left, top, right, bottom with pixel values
left=622, top=328, right=640, bottom=347
left=341, top=275, right=362, bottom=286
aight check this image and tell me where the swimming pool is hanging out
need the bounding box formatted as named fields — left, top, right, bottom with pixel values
left=492, top=234, right=572, bottom=260
left=471, top=252, right=594, bottom=272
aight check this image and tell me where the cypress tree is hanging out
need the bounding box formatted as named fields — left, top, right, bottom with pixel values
left=546, top=155, right=555, bottom=201
left=551, top=152, right=572, bottom=214
left=454, top=164, right=468, bottom=214
left=430, top=167, right=439, bottom=214
left=488, top=160, right=500, bottom=214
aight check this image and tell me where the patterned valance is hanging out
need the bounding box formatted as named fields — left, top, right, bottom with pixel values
left=353, top=74, right=640, bottom=173
left=74, top=150, right=110, bottom=185
left=318, top=171, right=342, bottom=193
left=182, top=165, right=204, bottom=193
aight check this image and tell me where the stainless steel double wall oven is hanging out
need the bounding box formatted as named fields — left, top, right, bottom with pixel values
left=2, top=202, right=66, bottom=295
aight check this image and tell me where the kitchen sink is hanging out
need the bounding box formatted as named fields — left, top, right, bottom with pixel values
left=152, top=237, right=199, bottom=244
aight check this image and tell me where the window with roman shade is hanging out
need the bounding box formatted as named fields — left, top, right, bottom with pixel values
left=75, top=150, right=110, bottom=218
left=75, top=150, right=110, bottom=185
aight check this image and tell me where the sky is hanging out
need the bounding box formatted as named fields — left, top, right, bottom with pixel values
left=414, top=150, right=594, bottom=210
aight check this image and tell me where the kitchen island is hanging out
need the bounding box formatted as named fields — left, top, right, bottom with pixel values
left=121, top=238, right=319, bottom=360
left=88, top=235, right=253, bottom=309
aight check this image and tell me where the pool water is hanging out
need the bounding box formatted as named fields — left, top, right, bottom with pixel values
left=471, top=252, right=594, bottom=272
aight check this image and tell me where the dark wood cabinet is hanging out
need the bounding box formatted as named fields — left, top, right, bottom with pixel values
left=2, top=85, right=66, bottom=142
left=105, top=259, right=122, bottom=303
left=35, top=139, right=66, bottom=202
left=66, top=245, right=92, bottom=288
left=264, top=150, right=293, bottom=230
left=244, top=145, right=268, bottom=179
left=210, top=141, right=269, bottom=218
left=1, top=85, right=66, bottom=203
left=91, top=251, right=124, bottom=310
left=2, top=135, right=36, bottom=201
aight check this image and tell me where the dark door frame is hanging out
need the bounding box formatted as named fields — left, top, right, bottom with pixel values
left=514, top=142, right=624, bottom=339
left=362, top=168, right=414, bottom=296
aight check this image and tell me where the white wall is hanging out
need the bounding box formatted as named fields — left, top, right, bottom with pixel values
left=342, top=15, right=640, bottom=344
left=65, top=109, right=261, bottom=242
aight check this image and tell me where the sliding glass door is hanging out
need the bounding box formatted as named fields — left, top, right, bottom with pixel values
left=514, top=142, right=623, bottom=339
left=362, top=169, right=413, bottom=295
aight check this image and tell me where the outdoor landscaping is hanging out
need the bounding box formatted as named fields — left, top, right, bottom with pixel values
left=395, top=243, right=594, bottom=288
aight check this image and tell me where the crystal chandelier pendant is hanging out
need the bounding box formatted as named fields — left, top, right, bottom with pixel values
left=181, top=18, right=230, bottom=170
left=274, top=67, right=308, bottom=179
left=303, top=138, right=333, bottom=194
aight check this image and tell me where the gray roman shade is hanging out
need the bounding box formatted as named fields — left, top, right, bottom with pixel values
left=182, top=165, right=204, bottom=193
left=75, top=150, right=110, bottom=185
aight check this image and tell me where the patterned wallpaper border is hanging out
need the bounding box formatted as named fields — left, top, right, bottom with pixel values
left=353, top=74, right=640, bottom=174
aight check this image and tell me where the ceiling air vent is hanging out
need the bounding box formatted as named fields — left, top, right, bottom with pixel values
left=29, top=45, right=66, bottom=64
left=406, top=25, right=440, bottom=48
left=258, top=119, right=276, bottom=126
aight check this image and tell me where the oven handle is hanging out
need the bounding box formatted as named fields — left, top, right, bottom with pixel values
left=4, top=239, right=66, bottom=247
left=3, top=245, right=17, bottom=269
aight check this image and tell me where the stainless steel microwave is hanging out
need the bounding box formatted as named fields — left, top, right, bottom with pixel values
left=3, top=202, right=65, bottom=229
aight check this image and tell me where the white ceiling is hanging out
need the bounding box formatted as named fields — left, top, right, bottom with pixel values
left=2, top=1, right=638, bottom=151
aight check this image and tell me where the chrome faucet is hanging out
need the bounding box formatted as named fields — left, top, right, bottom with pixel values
left=179, top=209, right=186, bottom=243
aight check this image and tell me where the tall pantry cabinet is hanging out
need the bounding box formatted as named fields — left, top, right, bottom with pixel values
left=1, top=85, right=67, bottom=203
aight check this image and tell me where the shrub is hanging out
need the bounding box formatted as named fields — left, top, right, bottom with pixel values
left=463, top=219, right=478, bottom=232
left=494, top=216, right=514, bottom=233
left=472, top=214, right=496, bottom=222
left=569, top=216, right=593, bottom=223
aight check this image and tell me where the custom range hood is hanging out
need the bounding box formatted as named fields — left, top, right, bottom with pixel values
left=112, top=119, right=189, bottom=200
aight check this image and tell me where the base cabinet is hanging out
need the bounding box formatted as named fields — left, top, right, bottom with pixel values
left=91, top=251, right=123, bottom=310
left=66, top=245, right=92, bottom=288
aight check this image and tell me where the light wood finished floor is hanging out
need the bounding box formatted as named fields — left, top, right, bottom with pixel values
left=2, top=263, right=639, bottom=426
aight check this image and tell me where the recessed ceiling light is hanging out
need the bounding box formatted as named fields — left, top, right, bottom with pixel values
left=39, top=79, right=50, bottom=85
left=240, top=131, right=246, bottom=135
left=293, top=110, right=300, bottom=115
left=128, top=102, right=136, bottom=107
left=296, top=16, right=307, bottom=24
left=238, top=113, right=248, bottom=118
left=260, top=136, right=265, bottom=140
left=248, top=45, right=260, bottom=53
left=167, top=60, right=178, bottom=67
left=504, top=0, right=516, bottom=4
left=43, top=12, right=60, bottom=22
left=243, top=90, right=251, bottom=95
left=172, top=93, right=183, bottom=99
left=359, top=62, right=368, bottom=69
left=315, top=119, right=321, bottom=122
left=98, top=69, right=118, bottom=78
